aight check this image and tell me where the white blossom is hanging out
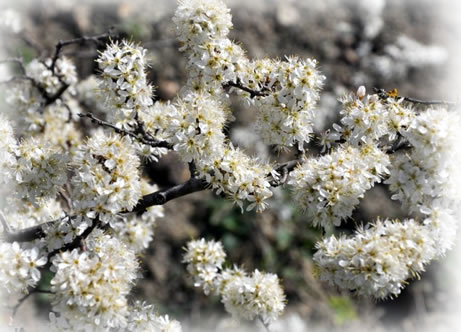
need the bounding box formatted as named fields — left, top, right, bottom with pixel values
left=71, top=130, right=142, bottom=222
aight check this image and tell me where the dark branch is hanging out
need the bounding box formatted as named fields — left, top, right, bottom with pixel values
left=223, top=80, right=269, bottom=98
left=78, top=112, right=172, bottom=149
left=44, top=83, right=69, bottom=106
left=47, top=217, right=100, bottom=261
left=130, top=177, right=208, bottom=213
left=3, top=178, right=207, bottom=243
left=3, top=220, right=53, bottom=242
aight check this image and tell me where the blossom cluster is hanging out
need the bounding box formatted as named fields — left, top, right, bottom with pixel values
left=96, top=40, right=153, bottom=126
left=27, top=57, right=77, bottom=95
left=386, top=108, right=461, bottom=213
left=331, top=86, right=414, bottom=145
left=50, top=230, right=159, bottom=331
left=0, top=115, right=18, bottom=183
left=110, top=180, right=164, bottom=253
left=1, top=0, right=460, bottom=329
left=173, top=0, right=325, bottom=151
left=183, top=238, right=286, bottom=324
left=313, top=106, right=461, bottom=298
left=71, top=130, right=142, bottom=222
left=248, top=57, right=325, bottom=149
left=0, top=242, right=47, bottom=293
left=96, top=40, right=168, bottom=161
left=14, top=137, right=68, bottom=205
left=289, top=143, right=390, bottom=229
left=314, top=218, right=436, bottom=298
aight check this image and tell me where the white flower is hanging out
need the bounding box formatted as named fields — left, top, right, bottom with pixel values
left=289, top=144, right=390, bottom=229
left=314, top=218, right=436, bottom=299
left=50, top=231, right=139, bottom=330
left=220, top=269, right=286, bottom=325
left=0, top=242, right=47, bottom=293
left=14, top=137, right=68, bottom=205
left=183, top=238, right=226, bottom=295
left=183, top=239, right=286, bottom=324
left=97, top=40, right=153, bottom=129
left=71, top=130, right=142, bottom=220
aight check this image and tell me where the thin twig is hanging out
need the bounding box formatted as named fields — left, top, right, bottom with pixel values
left=223, top=80, right=269, bottom=98
left=44, top=83, right=69, bottom=106
left=374, top=88, right=457, bottom=107
left=0, top=57, right=26, bottom=73
left=79, top=112, right=172, bottom=149
left=12, top=289, right=54, bottom=318
left=58, top=189, right=73, bottom=213
left=49, top=28, right=116, bottom=74
left=258, top=316, right=271, bottom=332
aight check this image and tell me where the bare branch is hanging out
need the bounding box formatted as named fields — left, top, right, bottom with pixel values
left=131, top=177, right=208, bottom=213
left=3, top=179, right=207, bottom=243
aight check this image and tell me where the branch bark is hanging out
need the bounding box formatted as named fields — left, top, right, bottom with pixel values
left=223, top=80, right=269, bottom=98
left=3, top=178, right=207, bottom=243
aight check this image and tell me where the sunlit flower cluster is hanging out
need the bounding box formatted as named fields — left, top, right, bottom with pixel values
left=71, top=130, right=141, bottom=222
left=125, top=301, right=182, bottom=332
left=168, top=93, right=228, bottom=163
left=184, top=238, right=286, bottom=324
left=0, top=242, right=47, bottom=293
left=50, top=231, right=139, bottom=330
left=386, top=108, right=461, bottom=213
left=110, top=180, right=164, bottom=252
left=335, top=86, right=414, bottom=145
left=0, top=115, right=18, bottom=183
left=197, top=145, right=274, bottom=212
left=96, top=40, right=153, bottom=129
left=14, top=137, right=68, bottom=205
left=289, top=144, right=390, bottom=228
left=248, top=57, right=325, bottom=150
left=314, top=218, right=436, bottom=298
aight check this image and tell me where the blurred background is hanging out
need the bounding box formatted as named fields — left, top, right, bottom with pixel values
left=1, top=0, right=461, bottom=331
